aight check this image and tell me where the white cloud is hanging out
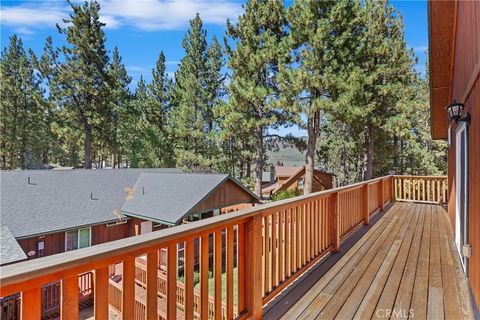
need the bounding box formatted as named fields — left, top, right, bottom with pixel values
left=1, top=0, right=242, bottom=33
left=99, top=0, right=242, bottom=30
left=0, top=3, right=67, bottom=30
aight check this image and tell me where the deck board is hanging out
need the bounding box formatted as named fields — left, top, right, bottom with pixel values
left=263, top=202, right=473, bottom=320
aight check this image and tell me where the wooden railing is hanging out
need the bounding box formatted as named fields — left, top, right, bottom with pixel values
left=393, top=175, right=447, bottom=204
left=107, top=259, right=236, bottom=320
left=0, top=176, right=394, bottom=320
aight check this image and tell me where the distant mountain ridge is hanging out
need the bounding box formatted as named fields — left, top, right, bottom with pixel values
left=267, top=136, right=306, bottom=167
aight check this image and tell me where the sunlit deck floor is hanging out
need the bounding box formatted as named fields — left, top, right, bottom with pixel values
left=263, top=202, right=473, bottom=320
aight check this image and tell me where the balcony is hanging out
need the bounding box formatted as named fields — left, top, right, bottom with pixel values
left=0, top=175, right=472, bottom=319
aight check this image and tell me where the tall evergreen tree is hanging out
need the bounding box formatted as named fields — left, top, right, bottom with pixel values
left=341, top=0, right=416, bottom=179
left=55, top=0, right=111, bottom=169
left=170, top=14, right=222, bottom=171
left=224, top=0, right=288, bottom=195
left=280, top=0, right=361, bottom=194
left=106, top=47, right=132, bottom=168
left=0, top=35, right=47, bottom=169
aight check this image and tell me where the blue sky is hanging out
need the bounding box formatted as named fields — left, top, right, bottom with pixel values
left=1, top=0, right=429, bottom=135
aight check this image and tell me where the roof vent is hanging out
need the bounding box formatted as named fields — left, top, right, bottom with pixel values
left=90, top=192, right=99, bottom=200
left=27, top=177, right=37, bottom=185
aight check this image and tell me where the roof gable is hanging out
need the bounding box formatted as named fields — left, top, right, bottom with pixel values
left=121, top=173, right=258, bottom=225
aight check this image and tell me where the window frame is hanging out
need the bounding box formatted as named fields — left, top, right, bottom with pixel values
left=65, top=227, right=92, bottom=252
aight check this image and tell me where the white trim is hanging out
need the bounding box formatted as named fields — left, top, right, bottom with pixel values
left=455, top=122, right=468, bottom=271
left=106, top=219, right=128, bottom=227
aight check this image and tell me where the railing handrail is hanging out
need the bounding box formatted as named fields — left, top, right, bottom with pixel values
left=393, top=174, right=447, bottom=179
left=0, top=175, right=393, bottom=292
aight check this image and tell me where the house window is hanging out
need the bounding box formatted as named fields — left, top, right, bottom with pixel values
left=37, top=240, right=45, bottom=257
left=65, top=227, right=91, bottom=251
left=298, top=179, right=304, bottom=188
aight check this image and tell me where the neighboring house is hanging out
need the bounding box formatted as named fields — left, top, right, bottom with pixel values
left=0, top=169, right=258, bottom=266
left=429, top=1, right=480, bottom=310
left=262, top=164, right=334, bottom=197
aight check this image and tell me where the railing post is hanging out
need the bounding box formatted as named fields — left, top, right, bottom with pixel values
left=123, top=256, right=135, bottom=319
left=379, top=179, right=385, bottom=211
left=244, top=215, right=263, bottom=319
left=22, top=287, right=41, bottom=319
left=61, top=275, right=78, bottom=319
left=363, top=184, right=370, bottom=225
left=94, top=266, right=109, bottom=320
left=146, top=250, right=159, bottom=320
left=330, top=192, right=340, bottom=253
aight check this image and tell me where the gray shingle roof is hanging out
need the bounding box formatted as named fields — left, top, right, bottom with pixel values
left=121, top=173, right=230, bottom=225
left=0, top=169, right=181, bottom=238
left=1, top=169, right=257, bottom=238
left=0, top=225, right=27, bottom=265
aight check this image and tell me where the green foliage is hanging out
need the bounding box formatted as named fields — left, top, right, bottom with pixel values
left=170, top=14, right=224, bottom=172
left=0, top=0, right=446, bottom=185
left=271, top=189, right=302, bottom=202
left=223, top=0, right=288, bottom=195
left=0, top=35, right=48, bottom=169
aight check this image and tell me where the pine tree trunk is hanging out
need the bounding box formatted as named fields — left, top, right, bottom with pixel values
left=254, top=126, right=263, bottom=197
left=84, top=124, right=93, bottom=169
left=304, top=111, right=320, bottom=195
left=364, top=124, right=374, bottom=180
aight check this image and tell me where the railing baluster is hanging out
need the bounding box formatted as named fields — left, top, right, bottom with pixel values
left=200, top=235, right=209, bottom=320
left=237, top=224, right=245, bottom=312
left=214, top=230, right=222, bottom=320
left=295, top=206, right=300, bottom=271
left=226, top=226, right=234, bottom=320
left=166, top=244, right=177, bottom=319
left=94, top=266, right=109, bottom=320
left=264, top=215, right=270, bottom=293
left=145, top=251, right=158, bottom=320
left=285, top=209, right=291, bottom=278
left=183, top=240, right=194, bottom=320
left=279, top=211, right=284, bottom=283
left=271, top=212, right=277, bottom=289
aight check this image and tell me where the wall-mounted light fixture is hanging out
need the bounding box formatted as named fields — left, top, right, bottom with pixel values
left=446, top=100, right=470, bottom=124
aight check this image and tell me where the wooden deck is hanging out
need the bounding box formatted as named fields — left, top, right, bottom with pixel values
left=264, top=202, right=473, bottom=320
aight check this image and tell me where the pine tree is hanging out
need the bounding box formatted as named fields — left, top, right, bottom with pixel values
left=342, top=0, right=416, bottom=180
left=224, top=0, right=288, bottom=195
left=280, top=0, right=361, bottom=194
left=148, top=51, right=175, bottom=166
left=170, top=14, right=220, bottom=171
left=0, top=35, right=47, bottom=169
left=55, top=0, right=111, bottom=169
left=106, top=47, right=132, bottom=168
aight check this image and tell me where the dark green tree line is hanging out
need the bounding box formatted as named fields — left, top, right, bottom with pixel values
left=1, top=0, right=446, bottom=198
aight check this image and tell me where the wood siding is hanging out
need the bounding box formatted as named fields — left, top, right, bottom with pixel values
left=192, top=179, right=256, bottom=214
left=17, top=220, right=138, bottom=261
left=447, top=0, right=480, bottom=310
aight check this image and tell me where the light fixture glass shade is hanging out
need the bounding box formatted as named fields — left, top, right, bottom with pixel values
left=446, top=100, right=464, bottom=121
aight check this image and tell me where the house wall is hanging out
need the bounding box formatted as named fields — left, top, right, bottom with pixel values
left=447, top=0, right=480, bottom=309
left=17, top=232, right=65, bottom=259
left=17, top=219, right=138, bottom=261
left=192, top=180, right=256, bottom=213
